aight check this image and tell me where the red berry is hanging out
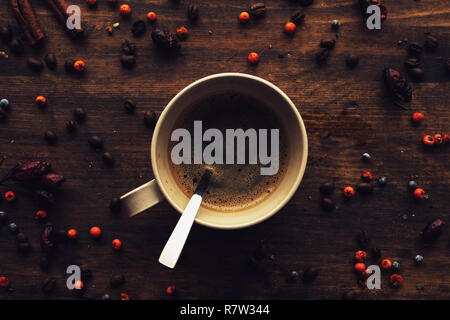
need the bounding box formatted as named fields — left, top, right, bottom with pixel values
left=361, top=170, right=373, bottom=182
left=74, top=280, right=84, bottom=290
left=389, top=274, right=403, bottom=288
left=411, top=112, right=424, bottom=124
left=112, top=238, right=122, bottom=250
left=284, top=22, right=296, bottom=34
left=120, top=4, right=131, bottom=16
left=422, top=135, right=435, bottom=146
left=147, top=11, right=157, bottom=22
left=413, top=188, right=426, bottom=200
left=67, top=228, right=78, bottom=239
left=434, top=134, right=443, bottom=145
left=73, top=60, right=86, bottom=72
left=0, top=276, right=9, bottom=288
left=354, top=250, right=367, bottom=262
left=89, top=226, right=102, bottom=238
left=35, top=95, right=47, bottom=107
left=248, top=52, right=259, bottom=64
left=354, top=263, right=366, bottom=273
left=443, top=134, right=450, bottom=144
left=120, top=292, right=130, bottom=300
left=166, top=285, right=176, bottom=295
left=343, top=186, right=355, bottom=198
left=239, top=12, right=250, bottom=24
left=381, top=259, right=392, bottom=269
left=176, top=26, right=188, bottom=40
left=35, top=210, right=47, bottom=221
left=4, top=191, right=15, bottom=202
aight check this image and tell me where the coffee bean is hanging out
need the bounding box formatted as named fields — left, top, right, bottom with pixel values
left=45, top=130, right=58, bottom=145
left=0, top=26, right=12, bottom=43
left=65, top=60, right=75, bottom=73
left=110, top=274, right=125, bottom=287
left=144, top=110, right=157, bottom=128
left=123, top=99, right=136, bottom=113
left=121, top=39, right=136, bottom=56
left=102, top=152, right=114, bottom=166
left=40, top=256, right=49, bottom=270
left=316, top=48, right=330, bottom=65
left=320, top=198, right=334, bottom=211
left=291, top=10, right=305, bottom=26
left=17, top=242, right=31, bottom=252
left=319, top=181, right=334, bottom=195
left=10, top=38, right=24, bottom=55
left=187, top=4, right=199, bottom=23
left=131, top=20, right=146, bottom=37
left=120, top=54, right=136, bottom=68
left=424, top=36, right=438, bottom=51
left=320, top=39, right=335, bottom=50
left=250, top=3, right=266, bottom=18
left=346, top=54, right=359, bottom=67
left=88, top=135, right=103, bottom=149
left=408, top=42, right=423, bottom=56
left=65, top=120, right=77, bottom=133
left=27, top=57, right=44, bottom=72
left=41, top=277, right=56, bottom=294
left=302, top=267, right=318, bottom=283
left=73, top=107, right=86, bottom=122
left=16, top=232, right=28, bottom=243
left=109, top=197, right=122, bottom=213
left=404, top=58, right=421, bottom=69
left=356, top=230, right=370, bottom=249
left=356, top=182, right=373, bottom=194
left=408, top=67, right=424, bottom=81
left=45, top=53, right=57, bottom=69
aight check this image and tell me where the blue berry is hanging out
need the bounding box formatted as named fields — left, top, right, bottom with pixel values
left=331, top=20, right=340, bottom=30
left=361, top=152, right=371, bottom=162
left=0, top=99, right=9, bottom=108
left=288, top=270, right=299, bottom=281
left=8, top=222, right=18, bottom=233
left=408, top=180, right=418, bottom=190
left=378, top=176, right=387, bottom=186
left=0, top=211, right=8, bottom=223
left=392, top=261, right=400, bottom=270
left=102, top=294, right=111, bottom=300
left=414, top=255, right=423, bottom=265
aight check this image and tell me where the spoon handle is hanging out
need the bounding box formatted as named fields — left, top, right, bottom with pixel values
left=158, top=193, right=203, bottom=269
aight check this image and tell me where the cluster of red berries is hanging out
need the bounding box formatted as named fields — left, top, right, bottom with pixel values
left=422, top=133, right=449, bottom=146
left=353, top=252, right=403, bottom=288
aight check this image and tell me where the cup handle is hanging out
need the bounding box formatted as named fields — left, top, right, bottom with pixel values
left=120, top=179, right=165, bottom=217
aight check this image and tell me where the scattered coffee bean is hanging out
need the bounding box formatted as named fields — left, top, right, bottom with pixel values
left=316, top=48, right=330, bottom=64
left=356, top=230, right=370, bottom=249
left=45, top=53, right=57, bottom=69
left=422, top=218, right=445, bottom=242
left=120, top=54, right=136, bottom=68
left=331, top=19, right=340, bottom=30
left=144, top=110, right=157, bottom=128
left=250, top=3, right=266, bottom=18
left=27, top=57, right=44, bottom=72
left=65, top=120, right=77, bottom=133
left=291, top=10, right=305, bottom=26
left=302, top=267, right=318, bottom=283
left=408, top=42, right=423, bottom=56
left=110, top=274, right=125, bottom=287
left=319, top=181, right=334, bottom=195
left=41, top=277, right=56, bottom=294
left=73, top=107, right=86, bottom=122
left=16, top=232, right=28, bottom=243
left=356, top=182, right=373, bottom=194
left=65, top=60, right=75, bottom=73
left=187, top=4, right=199, bottom=23
left=10, top=38, right=24, bottom=55
left=88, top=135, right=103, bottom=149
left=424, top=36, right=438, bottom=51
left=45, top=130, right=58, bottom=145
left=320, top=197, right=334, bottom=211
left=123, top=99, right=136, bottom=113
left=320, top=39, right=335, bottom=50
left=346, top=54, right=359, bottom=67
left=404, top=58, right=421, bottom=69
left=121, top=39, right=137, bottom=56
left=0, top=26, right=12, bottom=43
left=109, top=197, right=122, bottom=213
left=408, top=67, right=424, bottom=81
left=131, top=20, right=146, bottom=37
left=102, top=152, right=115, bottom=166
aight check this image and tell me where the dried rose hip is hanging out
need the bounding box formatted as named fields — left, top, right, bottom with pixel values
left=40, top=223, right=56, bottom=253
left=151, top=29, right=180, bottom=52
left=40, top=173, right=66, bottom=189
left=384, top=67, right=412, bottom=103
left=422, top=218, right=445, bottom=242
left=12, top=161, right=51, bottom=181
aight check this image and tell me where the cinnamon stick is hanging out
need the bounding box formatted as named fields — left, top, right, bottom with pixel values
left=9, top=0, right=45, bottom=45
left=44, top=0, right=84, bottom=38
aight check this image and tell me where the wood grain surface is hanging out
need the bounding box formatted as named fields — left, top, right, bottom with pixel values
left=0, top=0, right=449, bottom=300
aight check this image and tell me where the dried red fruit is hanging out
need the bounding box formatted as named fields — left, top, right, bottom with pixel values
left=389, top=274, right=403, bottom=287
left=12, top=161, right=51, bottom=181
left=422, top=218, right=445, bottom=242
left=40, top=173, right=66, bottom=189
left=40, top=223, right=56, bottom=253
left=384, top=68, right=412, bottom=103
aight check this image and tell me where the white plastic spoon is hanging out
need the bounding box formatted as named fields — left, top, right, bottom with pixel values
left=159, top=169, right=212, bottom=269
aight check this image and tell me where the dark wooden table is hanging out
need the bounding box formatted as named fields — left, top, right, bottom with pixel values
left=0, top=0, right=449, bottom=300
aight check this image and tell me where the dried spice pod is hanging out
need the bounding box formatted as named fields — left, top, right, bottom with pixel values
left=187, top=4, right=199, bottom=23
left=131, top=20, right=146, bottom=37
left=41, top=173, right=66, bottom=189
left=151, top=29, right=180, bottom=52
left=250, top=3, right=266, bottom=18
left=359, top=0, right=387, bottom=21
left=40, top=223, right=56, bottom=253
left=383, top=67, right=412, bottom=103
left=422, top=218, right=445, bottom=242
left=12, top=160, right=51, bottom=182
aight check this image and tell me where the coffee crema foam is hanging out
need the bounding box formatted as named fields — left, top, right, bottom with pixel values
left=169, top=92, right=288, bottom=212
